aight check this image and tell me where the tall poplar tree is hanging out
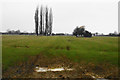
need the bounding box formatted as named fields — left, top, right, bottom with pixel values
left=49, top=8, right=53, bottom=35
left=39, top=6, right=43, bottom=35
left=34, top=6, right=39, bottom=36
left=45, top=7, right=49, bottom=35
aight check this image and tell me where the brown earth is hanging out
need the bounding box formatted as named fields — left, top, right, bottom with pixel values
left=2, top=53, right=119, bottom=80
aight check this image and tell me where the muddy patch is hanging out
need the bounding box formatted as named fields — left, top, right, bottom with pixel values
left=55, top=46, right=70, bottom=50
left=2, top=53, right=119, bottom=79
left=66, top=46, right=70, bottom=50
left=13, top=45, right=29, bottom=48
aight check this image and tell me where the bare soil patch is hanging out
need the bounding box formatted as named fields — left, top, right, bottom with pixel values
left=13, top=45, right=29, bottom=48
left=66, top=46, right=70, bottom=50
left=2, top=53, right=119, bottom=79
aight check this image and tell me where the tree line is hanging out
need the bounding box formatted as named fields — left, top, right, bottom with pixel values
left=35, top=5, right=53, bottom=36
left=1, top=28, right=119, bottom=37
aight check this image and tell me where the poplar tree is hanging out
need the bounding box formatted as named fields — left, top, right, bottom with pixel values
left=34, top=6, right=39, bottom=36
left=49, top=8, right=53, bottom=35
left=39, top=6, right=43, bottom=35
left=35, top=5, right=53, bottom=36
left=45, top=7, right=49, bottom=35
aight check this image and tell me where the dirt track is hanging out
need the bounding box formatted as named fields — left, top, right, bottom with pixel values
left=2, top=53, right=119, bottom=79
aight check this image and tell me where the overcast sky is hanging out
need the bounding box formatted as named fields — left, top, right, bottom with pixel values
left=0, top=0, right=119, bottom=34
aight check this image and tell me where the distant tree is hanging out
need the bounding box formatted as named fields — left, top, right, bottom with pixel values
left=119, top=33, right=120, bottom=36
left=15, top=30, right=20, bottom=34
left=52, top=33, right=55, bottom=35
left=73, top=26, right=92, bottom=37
left=109, top=33, right=112, bottom=36
left=42, top=11, right=45, bottom=35
left=34, top=5, right=53, bottom=36
left=39, top=6, right=43, bottom=35
left=73, top=26, right=85, bottom=37
left=109, top=31, right=118, bottom=36
left=83, top=30, right=92, bottom=37
left=78, top=26, right=85, bottom=36
left=73, top=26, right=79, bottom=37
left=45, top=7, right=49, bottom=35
left=49, top=8, right=53, bottom=35
left=92, top=33, right=95, bottom=36
left=6, top=29, right=20, bottom=34
left=95, top=32, right=98, bottom=36
left=7, top=29, right=12, bottom=34
left=34, top=6, right=39, bottom=36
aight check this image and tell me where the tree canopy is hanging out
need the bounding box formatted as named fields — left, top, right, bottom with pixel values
left=73, top=26, right=92, bottom=37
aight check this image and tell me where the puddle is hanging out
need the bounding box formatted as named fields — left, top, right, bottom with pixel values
left=35, top=67, right=73, bottom=72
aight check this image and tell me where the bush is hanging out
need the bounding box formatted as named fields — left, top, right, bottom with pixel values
left=83, top=31, right=92, bottom=37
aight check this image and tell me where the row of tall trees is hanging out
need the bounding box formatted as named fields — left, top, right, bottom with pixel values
left=35, top=5, right=53, bottom=36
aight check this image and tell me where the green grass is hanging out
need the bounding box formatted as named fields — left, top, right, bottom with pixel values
left=2, top=35, right=118, bottom=70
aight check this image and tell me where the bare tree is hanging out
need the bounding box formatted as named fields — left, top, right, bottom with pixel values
left=34, top=6, right=39, bottom=36
left=49, top=8, right=53, bottom=35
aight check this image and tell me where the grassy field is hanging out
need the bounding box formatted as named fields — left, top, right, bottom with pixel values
left=2, top=35, right=118, bottom=71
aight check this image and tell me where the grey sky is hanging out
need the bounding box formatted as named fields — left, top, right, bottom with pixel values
left=0, top=0, right=119, bottom=34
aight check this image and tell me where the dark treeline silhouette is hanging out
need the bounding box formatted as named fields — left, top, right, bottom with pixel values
left=1, top=29, right=120, bottom=37
left=35, top=5, right=53, bottom=36
left=73, top=26, right=120, bottom=37
left=73, top=26, right=92, bottom=37
left=92, top=31, right=120, bottom=37
left=0, top=30, right=36, bottom=35
left=96, top=33, right=120, bottom=37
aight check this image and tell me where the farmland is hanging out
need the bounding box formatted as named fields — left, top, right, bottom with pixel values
left=2, top=35, right=118, bottom=78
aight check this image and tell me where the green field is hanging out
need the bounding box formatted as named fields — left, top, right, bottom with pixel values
left=2, top=35, right=118, bottom=71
